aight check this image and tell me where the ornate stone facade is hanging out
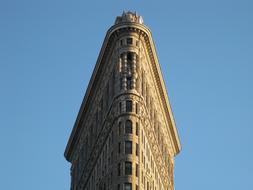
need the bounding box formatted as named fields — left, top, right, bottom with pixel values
left=64, top=12, right=181, bottom=190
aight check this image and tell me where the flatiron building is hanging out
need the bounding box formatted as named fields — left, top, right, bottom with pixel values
left=64, top=12, right=181, bottom=190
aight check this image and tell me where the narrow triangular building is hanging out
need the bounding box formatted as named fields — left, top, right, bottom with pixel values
left=65, top=12, right=181, bottom=190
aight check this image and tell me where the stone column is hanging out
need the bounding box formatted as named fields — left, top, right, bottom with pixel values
left=122, top=53, right=127, bottom=90
left=117, top=55, right=122, bottom=92
left=169, top=157, right=175, bottom=190
left=132, top=53, right=137, bottom=90
left=119, top=55, right=122, bottom=73
left=136, top=54, right=141, bottom=93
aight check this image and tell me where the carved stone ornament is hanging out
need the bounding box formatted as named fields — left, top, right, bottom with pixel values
left=115, top=11, right=144, bottom=24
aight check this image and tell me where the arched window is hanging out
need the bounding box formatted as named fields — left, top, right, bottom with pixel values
left=127, top=52, right=133, bottom=61
left=125, top=120, right=132, bottom=134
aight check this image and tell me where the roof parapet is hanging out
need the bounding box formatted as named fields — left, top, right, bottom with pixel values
left=115, top=11, right=144, bottom=25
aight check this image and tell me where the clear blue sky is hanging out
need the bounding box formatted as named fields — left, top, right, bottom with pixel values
left=0, top=0, right=252, bottom=189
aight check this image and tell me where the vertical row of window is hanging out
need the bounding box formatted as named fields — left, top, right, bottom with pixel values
left=117, top=117, right=139, bottom=190
left=119, top=51, right=136, bottom=90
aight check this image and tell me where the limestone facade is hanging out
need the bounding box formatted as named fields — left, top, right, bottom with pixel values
left=64, top=12, right=181, bottom=190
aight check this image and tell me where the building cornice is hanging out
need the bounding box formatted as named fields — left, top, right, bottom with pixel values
left=65, top=21, right=181, bottom=161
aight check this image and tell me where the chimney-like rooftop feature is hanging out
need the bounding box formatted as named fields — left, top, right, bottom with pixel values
left=115, top=11, right=144, bottom=24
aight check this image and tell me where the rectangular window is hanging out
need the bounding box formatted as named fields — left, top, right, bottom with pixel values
left=127, top=38, right=133, bottom=45
left=118, top=163, right=121, bottom=176
left=124, top=183, right=132, bottom=190
left=142, top=171, right=144, bottom=183
left=118, top=122, right=122, bottom=135
left=125, top=141, right=132, bottom=154
left=136, top=164, right=139, bottom=177
left=136, top=102, right=139, bottom=114
left=127, top=52, right=133, bottom=61
left=118, top=184, right=120, bottom=190
left=119, top=102, right=122, bottom=113
left=118, top=142, right=121, bottom=154
left=126, top=77, right=132, bottom=90
left=126, top=100, right=132, bottom=112
left=125, top=162, right=132, bottom=175
left=136, top=143, right=139, bottom=156
left=125, top=120, right=132, bottom=134
left=136, top=122, right=139, bottom=136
